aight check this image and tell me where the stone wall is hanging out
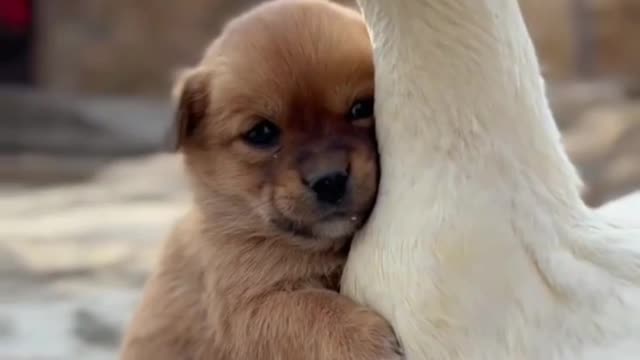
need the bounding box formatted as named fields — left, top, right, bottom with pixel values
left=35, top=0, right=257, bottom=97
left=34, top=0, right=354, bottom=97
left=520, top=0, right=640, bottom=80
left=33, top=0, right=640, bottom=98
left=592, top=0, right=640, bottom=79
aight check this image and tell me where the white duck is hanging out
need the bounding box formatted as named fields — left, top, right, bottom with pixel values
left=341, top=1, right=640, bottom=359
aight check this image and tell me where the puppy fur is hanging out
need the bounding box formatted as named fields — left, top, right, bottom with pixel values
left=119, top=1, right=401, bottom=359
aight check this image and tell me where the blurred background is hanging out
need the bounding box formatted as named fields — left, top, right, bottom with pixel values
left=0, top=0, right=638, bottom=358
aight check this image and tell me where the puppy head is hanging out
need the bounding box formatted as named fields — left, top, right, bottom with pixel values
left=174, top=0, right=376, bottom=250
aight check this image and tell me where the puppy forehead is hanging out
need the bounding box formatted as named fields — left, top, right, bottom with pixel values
left=216, top=0, right=369, bottom=56
left=204, top=0, right=373, bottom=110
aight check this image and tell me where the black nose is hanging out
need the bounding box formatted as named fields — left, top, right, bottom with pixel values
left=310, top=171, right=349, bottom=205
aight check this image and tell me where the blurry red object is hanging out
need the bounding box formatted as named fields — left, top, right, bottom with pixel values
left=0, top=0, right=30, bottom=33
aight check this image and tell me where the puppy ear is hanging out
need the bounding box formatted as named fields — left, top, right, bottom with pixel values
left=170, top=67, right=211, bottom=151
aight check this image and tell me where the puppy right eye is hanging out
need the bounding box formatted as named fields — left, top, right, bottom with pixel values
left=243, top=119, right=281, bottom=148
left=348, top=97, right=374, bottom=120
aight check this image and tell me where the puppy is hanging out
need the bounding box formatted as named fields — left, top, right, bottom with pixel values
left=120, top=1, right=401, bottom=359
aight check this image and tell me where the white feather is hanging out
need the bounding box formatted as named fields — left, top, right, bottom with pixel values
left=342, top=1, right=640, bottom=359
left=598, top=192, right=640, bottom=226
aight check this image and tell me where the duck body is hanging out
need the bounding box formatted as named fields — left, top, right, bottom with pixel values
left=341, top=1, right=640, bottom=359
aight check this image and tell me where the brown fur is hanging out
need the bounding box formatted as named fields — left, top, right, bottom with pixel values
left=120, top=1, right=401, bottom=359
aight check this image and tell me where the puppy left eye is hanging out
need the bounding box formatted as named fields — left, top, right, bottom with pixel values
left=243, top=119, right=281, bottom=149
left=348, top=97, right=374, bottom=121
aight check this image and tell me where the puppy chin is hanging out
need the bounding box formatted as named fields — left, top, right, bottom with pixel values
left=311, top=216, right=361, bottom=241
left=266, top=208, right=361, bottom=250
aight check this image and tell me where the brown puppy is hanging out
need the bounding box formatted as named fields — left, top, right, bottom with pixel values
left=120, top=1, right=401, bottom=359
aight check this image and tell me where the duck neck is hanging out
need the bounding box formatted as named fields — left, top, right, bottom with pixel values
left=357, top=0, right=584, bottom=210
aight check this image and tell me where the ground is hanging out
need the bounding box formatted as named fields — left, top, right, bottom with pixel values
left=1, top=153, right=189, bottom=359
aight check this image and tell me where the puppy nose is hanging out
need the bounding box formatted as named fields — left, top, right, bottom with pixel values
left=309, top=171, right=349, bottom=205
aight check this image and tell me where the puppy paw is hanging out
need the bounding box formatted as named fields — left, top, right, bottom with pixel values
left=366, top=337, right=405, bottom=360
left=377, top=334, right=405, bottom=360
left=345, top=309, right=405, bottom=360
